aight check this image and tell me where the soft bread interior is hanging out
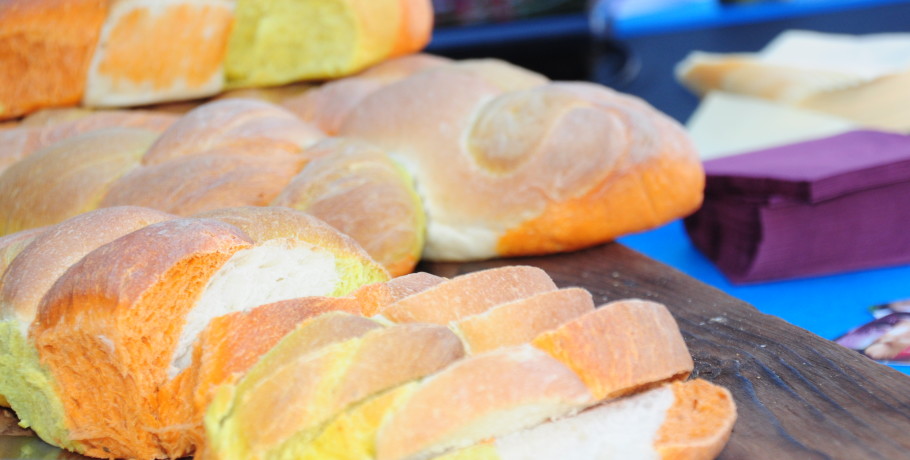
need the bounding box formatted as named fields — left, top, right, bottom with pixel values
left=375, top=345, right=594, bottom=460
left=170, top=238, right=340, bottom=375
left=436, top=379, right=737, bottom=460
left=492, top=385, right=675, bottom=460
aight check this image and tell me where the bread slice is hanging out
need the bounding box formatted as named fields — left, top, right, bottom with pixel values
left=142, top=99, right=324, bottom=166
left=0, top=128, right=159, bottom=236
left=273, top=138, right=426, bottom=276
left=352, top=272, right=446, bottom=316
left=379, top=266, right=558, bottom=324
left=83, top=0, right=234, bottom=107
left=101, top=150, right=307, bottom=215
left=434, top=379, right=736, bottom=460
left=532, top=299, right=694, bottom=401
left=204, top=318, right=465, bottom=460
left=375, top=344, right=594, bottom=460
left=0, top=0, right=109, bottom=120
left=451, top=287, right=595, bottom=354
left=160, top=309, right=380, bottom=454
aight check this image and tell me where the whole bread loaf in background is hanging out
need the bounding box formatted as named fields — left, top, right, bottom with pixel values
left=0, top=0, right=432, bottom=119
left=0, top=55, right=705, bottom=272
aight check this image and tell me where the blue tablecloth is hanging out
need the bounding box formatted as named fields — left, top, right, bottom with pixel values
left=619, top=220, right=910, bottom=375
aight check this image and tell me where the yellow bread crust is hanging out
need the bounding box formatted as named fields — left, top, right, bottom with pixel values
left=532, top=299, right=694, bottom=401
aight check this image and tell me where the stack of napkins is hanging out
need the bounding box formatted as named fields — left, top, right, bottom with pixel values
left=685, top=130, right=910, bottom=283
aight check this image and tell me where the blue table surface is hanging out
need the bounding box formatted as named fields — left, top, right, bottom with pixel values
left=618, top=221, right=910, bottom=375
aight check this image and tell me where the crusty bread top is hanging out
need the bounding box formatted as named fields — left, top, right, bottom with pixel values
left=336, top=60, right=701, bottom=261
left=283, top=54, right=451, bottom=135
left=0, top=110, right=177, bottom=175
left=0, top=227, right=47, bottom=281
left=0, top=206, right=174, bottom=329
left=101, top=150, right=307, bottom=216
left=452, top=287, right=595, bottom=354
left=353, top=272, right=446, bottom=316
left=379, top=266, right=558, bottom=324
left=533, top=299, right=694, bottom=401
left=0, top=127, right=159, bottom=236
left=142, top=99, right=325, bottom=165
left=33, top=217, right=253, bottom=334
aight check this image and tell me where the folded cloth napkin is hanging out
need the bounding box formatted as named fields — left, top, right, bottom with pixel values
left=685, top=130, right=910, bottom=283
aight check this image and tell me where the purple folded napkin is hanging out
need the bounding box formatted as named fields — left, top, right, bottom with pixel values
left=684, top=130, right=910, bottom=283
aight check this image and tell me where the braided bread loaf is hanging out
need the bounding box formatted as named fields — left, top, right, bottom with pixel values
left=0, top=0, right=431, bottom=119
left=0, top=55, right=704, bottom=276
left=0, top=206, right=735, bottom=459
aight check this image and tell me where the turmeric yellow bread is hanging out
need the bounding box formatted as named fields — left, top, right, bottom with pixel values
left=0, top=0, right=433, bottom=118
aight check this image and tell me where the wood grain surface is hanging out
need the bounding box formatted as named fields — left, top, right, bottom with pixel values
left=420, top=242, right=910, bottom=460
left=0, top=408, right=31, bottom=437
